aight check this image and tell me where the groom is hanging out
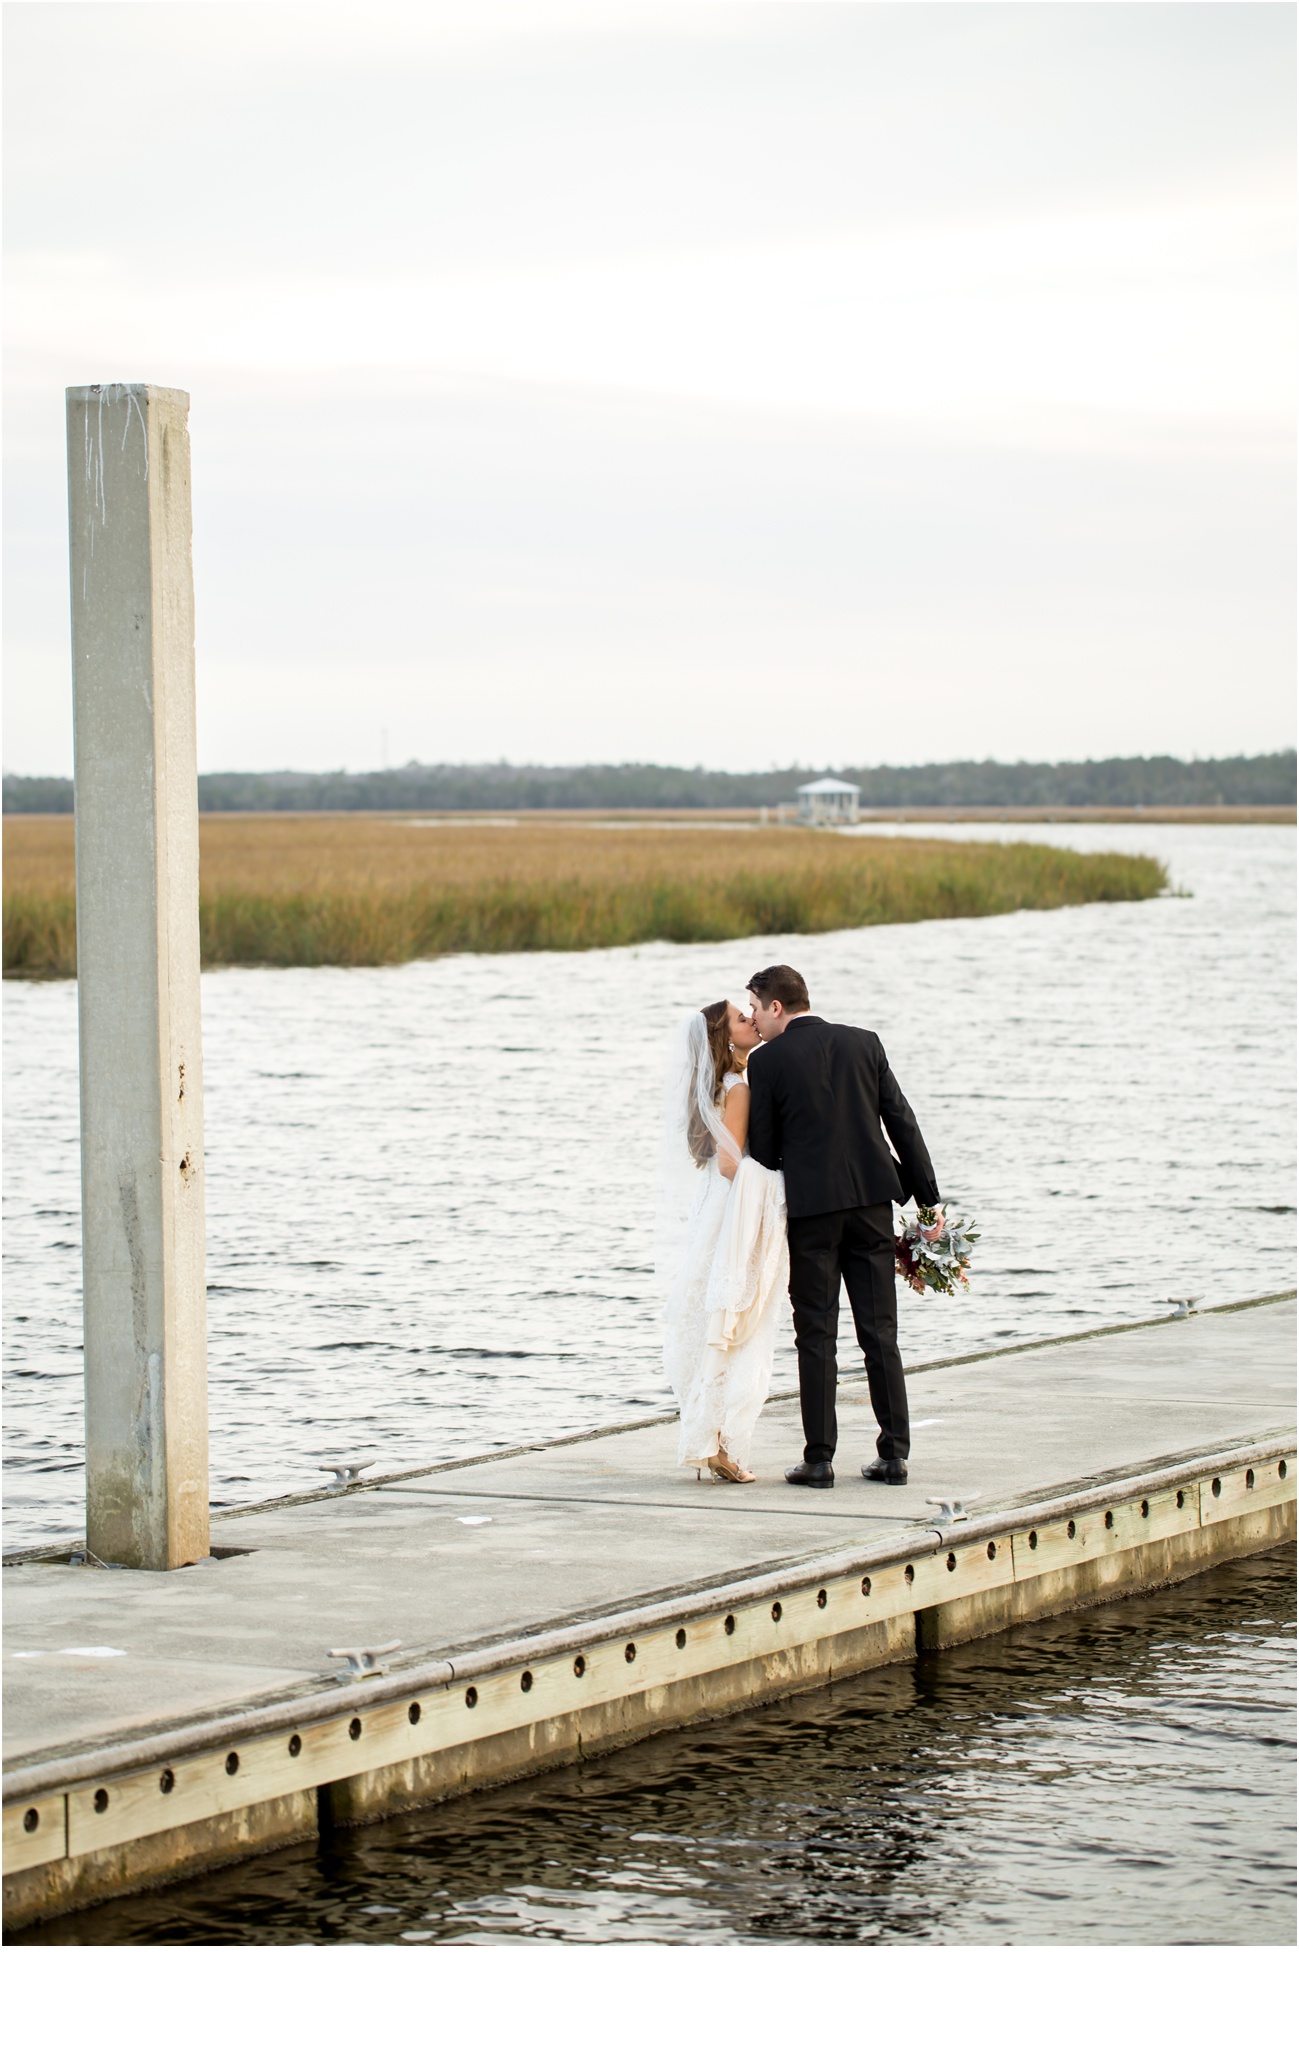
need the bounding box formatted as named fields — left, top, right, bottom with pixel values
left=745, top=964, right=940, bottom=1490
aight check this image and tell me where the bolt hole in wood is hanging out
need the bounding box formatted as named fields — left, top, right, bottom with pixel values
left=573, top=1656, right=586, bottom=1678
left=225, top=1752, right=239, bottom=1776
left=1246, top=1468, right=1255, bottom=1490
left=1141, top=1498, right=1150, bottom=1518
left=1028, top=1530, right=1038, bottom=1550
left=674, top=1629, right=686, bottom=1649
left=465, top=1687, right=478, bottom=1708
left=348, top=1718, right=362, bottom=1741
left=624, top=1642, right=636, bottom=1663
left=861, top=1576, right=872, bottom=1597
left=987, top=1541, right=997, bottom=1559
left=408, top=1702, right=421, bottom=1725
left=288, top=1734, right=302, bottom=1757
left=1176, top=1491, right=1185, bottom=1509
left=771, top=1601, right=782, bottom=1622
left=1104, top=1510, right=1115, bottom=1529
left=93, top=1789, right=108, bottom=1813
left=946, top=1552, right=957, bottom=1571
left=520, top=1671, right=533, bottom=1693
left=1281, top=1460, right=1288, bottom=1480
left=904, top=1566, right=914, bottom=1586
left=724, top=1614, right=735, bottom=1635
left=159, top=1768, right=175, bottom=1795
left=1066, top=1520, right=1076, bottom=1538
left=816, top=1588, right=827, bottom=1609
left=23, top=1808, right=39, bottom=1833
left=1211, top=1478, right=1222, bottom=1498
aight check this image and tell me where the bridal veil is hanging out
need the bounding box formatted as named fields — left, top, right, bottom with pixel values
left=654, top=1010, right=742, bottom=1299
left=655, top=1011, right=788, bottom=1471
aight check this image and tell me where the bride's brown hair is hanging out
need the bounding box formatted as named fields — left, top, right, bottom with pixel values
left=687, top=999, right=744, bottom=1167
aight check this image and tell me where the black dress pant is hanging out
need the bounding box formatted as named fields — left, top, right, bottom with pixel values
left=786, top=1202, right=909, bottom=1466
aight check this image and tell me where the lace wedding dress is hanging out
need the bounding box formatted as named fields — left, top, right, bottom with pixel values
left=657, top=1018, right=788, bottom=1472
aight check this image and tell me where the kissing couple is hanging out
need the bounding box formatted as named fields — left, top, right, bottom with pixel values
left=657, top=964, right=941, bottom=1489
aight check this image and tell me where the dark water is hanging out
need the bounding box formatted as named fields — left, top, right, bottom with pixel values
left=21, top=1550, right=1295, bottom=1947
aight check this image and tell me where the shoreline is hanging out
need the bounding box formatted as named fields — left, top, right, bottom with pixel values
left=3, top=804, right=1294, bottom=825
left=3, top=826, right=1167, bottom=978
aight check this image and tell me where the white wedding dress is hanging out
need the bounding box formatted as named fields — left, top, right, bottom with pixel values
left=657, top=1024, right=789, bottom=1473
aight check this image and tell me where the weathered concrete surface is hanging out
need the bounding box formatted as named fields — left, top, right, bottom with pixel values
left=3, top=1299, right=1294, bottom=1929
left=384, top=1295, right=1294, bottom=1516
left=4, top=1299, right=1292, bottom=1757
left=66, top=383, right=208, bottom=1571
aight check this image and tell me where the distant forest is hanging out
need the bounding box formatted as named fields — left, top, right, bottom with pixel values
left=4, top=751, right=1295, bottom=814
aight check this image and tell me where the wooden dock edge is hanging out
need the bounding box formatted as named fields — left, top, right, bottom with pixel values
left=4, top=1443, right=1294, bottom=1931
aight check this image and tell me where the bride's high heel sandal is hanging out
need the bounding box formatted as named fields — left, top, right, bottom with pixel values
left=706, top=1451, right=756, bottom=1484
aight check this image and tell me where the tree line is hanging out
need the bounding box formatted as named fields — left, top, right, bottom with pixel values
left=4, top=751, right=1295, bottom=814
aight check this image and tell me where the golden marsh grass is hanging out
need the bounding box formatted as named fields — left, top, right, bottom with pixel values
left=3, top=812, right=1168, bottom=977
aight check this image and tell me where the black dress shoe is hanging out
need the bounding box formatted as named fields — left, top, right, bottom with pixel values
left=785, top=1461, right=834, bottom=1489
left=861, top=1457, right=908, bottom=1485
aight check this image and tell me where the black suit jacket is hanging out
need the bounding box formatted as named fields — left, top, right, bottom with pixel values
left=747, top=1016, right=939, bottom=1220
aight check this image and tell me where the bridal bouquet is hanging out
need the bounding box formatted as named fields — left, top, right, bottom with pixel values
left=895, top=1203, right=979, bottom=1297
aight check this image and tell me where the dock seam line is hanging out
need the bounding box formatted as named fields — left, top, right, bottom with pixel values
left=4, top=1293, right=1290, bottom=1562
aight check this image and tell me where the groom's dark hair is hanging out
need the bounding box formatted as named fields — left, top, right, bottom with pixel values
left=747, top=964, right=809, bottom=1012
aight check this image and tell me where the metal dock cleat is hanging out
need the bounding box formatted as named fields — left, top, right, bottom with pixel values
left=925, top=1495, right=980, bottom=1526
left=318, top=1457, right=376, bottom=1489
left=327, top=1641, right=402, bottom=1681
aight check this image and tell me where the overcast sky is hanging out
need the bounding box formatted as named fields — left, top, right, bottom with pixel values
left=4, top=1, right=1294, bottom=775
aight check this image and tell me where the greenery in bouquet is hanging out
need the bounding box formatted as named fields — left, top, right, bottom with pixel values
left=894, top=1202, right=979, bottom=1297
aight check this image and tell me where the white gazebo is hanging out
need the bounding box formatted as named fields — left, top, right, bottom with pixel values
left=796, top=776, right=861, bottom=827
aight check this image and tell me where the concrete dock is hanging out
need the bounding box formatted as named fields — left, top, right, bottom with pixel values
left=4, top=1295, right=1294, bottom=1931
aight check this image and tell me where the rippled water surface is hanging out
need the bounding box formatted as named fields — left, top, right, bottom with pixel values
left=3, top=824, right=1294, bottom=1546
left=17, top=1550, right=1294, bottom=1947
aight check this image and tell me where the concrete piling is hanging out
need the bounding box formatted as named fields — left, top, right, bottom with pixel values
left=66, top=384, right=208, bottom=1571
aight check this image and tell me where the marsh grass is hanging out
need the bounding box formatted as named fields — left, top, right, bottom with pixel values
left=3, top=813, right=1167, bottom=977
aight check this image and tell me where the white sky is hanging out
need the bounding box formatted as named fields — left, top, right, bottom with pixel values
left=4, top=1, right=1294, bottom=775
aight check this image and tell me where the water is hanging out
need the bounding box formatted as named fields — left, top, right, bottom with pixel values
left=3, top=824, right=1294, bottom=1547
left=3, top=823, right=1294, bottom=1944
left=14, top=1549, right=1293, bottom=1946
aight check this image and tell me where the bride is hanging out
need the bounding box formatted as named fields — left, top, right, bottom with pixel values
left=656, top=999, right=788, bottom=1483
